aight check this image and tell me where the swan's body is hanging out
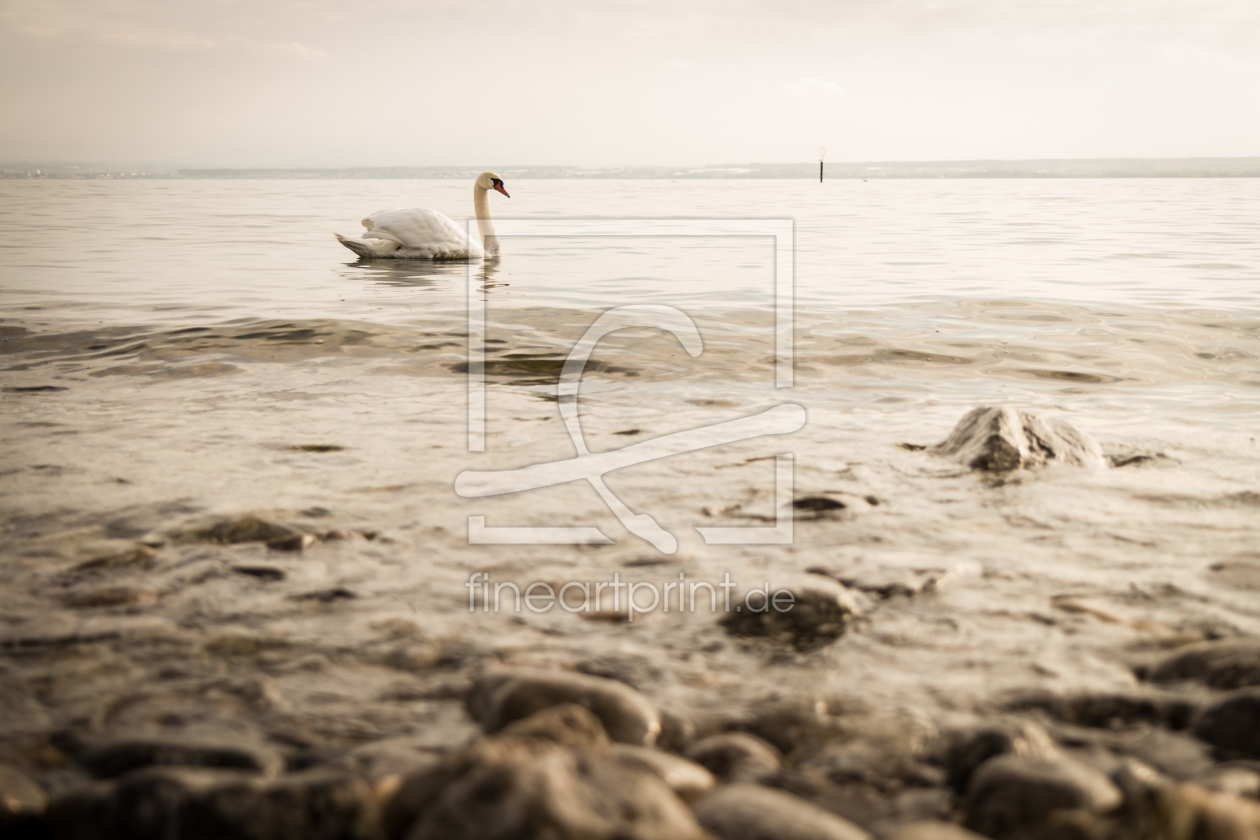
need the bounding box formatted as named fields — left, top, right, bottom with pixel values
left=335, top=171, right=508, bottom=260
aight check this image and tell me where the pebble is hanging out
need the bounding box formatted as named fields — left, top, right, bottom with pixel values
left=1150, top=637, right=1260, bottom=690
left=690, top=782, right=872, bottom=840
left=1193, top=688, right=1260, bottom=759
left=884, top=822, right=988, bottom=840
left=684, top=732, right=783, bottom=783
left=77, top=733, right=286, bottom=779
left=612, top=744, right=715, bottom=801
left=73, top=544, right=158, bottom=572
left=928, top=406, right=1106, bottom=471
left=721, top=573, right=863, bottom=649
left=942, top=721, right=1059, bottom=793
left=467, top=667, right=662, bottom=746
left=964, top=753, right=1123, bottom=838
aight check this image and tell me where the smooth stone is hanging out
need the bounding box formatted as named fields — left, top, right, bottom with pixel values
left=1194, top=688, right=1260, bottom=759
left=721, top=574, right=862, bottom=649
left=1150, top=638, right=1260, bottom=690
left=942, top=721, right=1058, bottom=793
left=500, top=702, right=613, bottom=751
left=928, top=406, right=1106, bottom=472
left=613, top=744, right=715, bottom=801
left=77, top=734, right=285, bottom=779
left=684, top=733, right=783, bottom=783
left=964, top=753, right=1123, bottom=838
left=392, top=741, right=705, bottom=840
left=691, top=783, right=872, bottom=840
left=885, top=822, right=989, bottom=840
left=267, top=533, right=317, bottom=552
left=467, top=667, right=661, bottom=746
left=0, top=763, right=47, bottom=821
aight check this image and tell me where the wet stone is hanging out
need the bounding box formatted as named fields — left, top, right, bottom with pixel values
left=195, top=515, right=302, bottom=545
left=268, top=533, right=317, bottom=552
left=928, top=406, right=1106, bottom=472
left=467, top=667, right=662, bottom=746
left=691, top=782, right=872, bottom=840
left=964, top=753, right=1123, bottom=839
left=684, top=732, right=782, bottom=783
left=612, top=744, right=715, bottom=801
left=722, top=574, right=862, bottom=650
left=1149, top=637, right=1260, bottom=690
left=77, top=733, right=286, bottom=779
left=1193, top=688, right=1260, bottom=760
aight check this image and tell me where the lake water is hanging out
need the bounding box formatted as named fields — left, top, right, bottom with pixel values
left=2, top=178, right=1260, bottom=781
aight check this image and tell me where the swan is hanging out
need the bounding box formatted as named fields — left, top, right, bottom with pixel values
left=335, top=171, right=509, bottom=260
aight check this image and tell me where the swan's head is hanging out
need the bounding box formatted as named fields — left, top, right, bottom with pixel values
left=476, top=171, right=509, bottom=198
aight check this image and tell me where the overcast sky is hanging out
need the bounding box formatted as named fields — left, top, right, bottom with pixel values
left=1, top=0, right=1257, bottom=167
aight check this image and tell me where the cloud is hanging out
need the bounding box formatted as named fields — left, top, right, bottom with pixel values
left=785, top=77, right=848, bottom=97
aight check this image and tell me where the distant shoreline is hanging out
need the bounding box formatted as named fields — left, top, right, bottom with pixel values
left=4, top=158, right=1260, bottom=180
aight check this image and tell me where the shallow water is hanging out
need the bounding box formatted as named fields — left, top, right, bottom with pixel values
left=2, top=179, right=1260, bottom=774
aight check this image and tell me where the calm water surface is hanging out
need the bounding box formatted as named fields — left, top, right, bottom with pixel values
left=2, top=179, right=1259, bottom=717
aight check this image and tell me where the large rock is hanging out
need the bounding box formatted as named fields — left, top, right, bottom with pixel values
left=77, top=734, right=286, bottom=779
left=1150, top=638, right=1260, bottom=690
left=929, top=406, right=1105, bottom=472
left=1194, top=688, right=1260, bottom=759
left=721, top=574, right=863, bottom=650
left=964, top=753, right=1122, bottom=838
left=684, top=733, right=782, bottom=783
left=691, top=783, right=872, bottom=840
left=467, top=667, right=661, bottom=746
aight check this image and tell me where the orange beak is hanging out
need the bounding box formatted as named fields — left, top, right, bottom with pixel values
left=494, top=182, right=510, bottom=198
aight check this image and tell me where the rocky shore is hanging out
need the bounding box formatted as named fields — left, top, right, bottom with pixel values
left=3, top=406, right=1259, bottom=839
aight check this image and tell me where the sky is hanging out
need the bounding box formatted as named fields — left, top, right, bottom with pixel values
left=1, top=0, right=1258, bottom=167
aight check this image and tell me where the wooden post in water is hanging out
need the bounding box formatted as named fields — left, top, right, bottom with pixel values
left=820, top=146, right=826, bottom=182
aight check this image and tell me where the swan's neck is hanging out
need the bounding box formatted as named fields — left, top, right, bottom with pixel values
left=473, top=186, right=499, bottom=256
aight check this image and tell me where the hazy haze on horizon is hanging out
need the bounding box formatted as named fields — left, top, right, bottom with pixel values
left=1, top=0, right=1258, bottom=168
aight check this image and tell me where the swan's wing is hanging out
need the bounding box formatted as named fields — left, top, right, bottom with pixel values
left=362, top=208, right=481, bottom=257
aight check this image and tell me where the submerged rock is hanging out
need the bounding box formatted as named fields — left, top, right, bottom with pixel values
left=1150, top=638, right=1260, bottom=690
left=964, top=753, right=1122, bottom=838
left=928, top=406, right=1106, bottom=472
left=721, top=574, right=862, bottom=649
left=691, top=783, right=872, bottom=840
left=467, top=667, right=662, bottom=746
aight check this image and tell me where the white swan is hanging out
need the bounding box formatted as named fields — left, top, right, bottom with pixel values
left=335, top=171, right=509, bottom=260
